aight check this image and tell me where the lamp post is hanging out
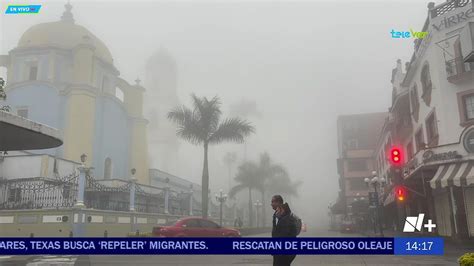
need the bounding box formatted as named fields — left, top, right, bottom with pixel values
left=189, top=184, right=194, bottom=216
left=215, top=189, right=228, bottom=226
left=364, top=171, right=386, bottom=237
left=254, top=200, right=263, bottom=228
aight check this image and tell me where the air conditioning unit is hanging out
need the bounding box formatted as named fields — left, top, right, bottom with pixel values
left=461, top=22, right=474, bottom=62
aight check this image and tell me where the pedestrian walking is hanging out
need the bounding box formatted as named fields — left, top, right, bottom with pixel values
left=271, top=195, right=297, bottom=266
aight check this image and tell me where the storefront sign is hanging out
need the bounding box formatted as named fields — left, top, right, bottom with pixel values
left=463, top=128, right=474, bottom=153
left=403, top=158, right=419, bottom=177
left=422, top=150, right=462, bottom=163
left=431, top=7, right=474, bottom=31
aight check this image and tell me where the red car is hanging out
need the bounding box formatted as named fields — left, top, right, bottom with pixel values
left=152, top=217, right=241, bottom=237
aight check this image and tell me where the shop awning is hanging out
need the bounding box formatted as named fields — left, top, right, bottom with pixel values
left=429, top=161, right=474, bottom=189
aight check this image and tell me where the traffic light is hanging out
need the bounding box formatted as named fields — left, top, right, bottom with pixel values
left=389, top=147, right=403, bottom=166
left=395, top=185, right=407, bottom=202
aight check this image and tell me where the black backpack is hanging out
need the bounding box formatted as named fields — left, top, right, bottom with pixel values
left=290, top=213, right=302, bottom=236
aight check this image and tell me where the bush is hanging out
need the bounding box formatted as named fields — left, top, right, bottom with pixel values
left=459, top=253, right=474, bottom=266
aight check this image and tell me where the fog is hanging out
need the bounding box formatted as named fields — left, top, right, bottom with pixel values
left=0, top=0, right=430, bottom=226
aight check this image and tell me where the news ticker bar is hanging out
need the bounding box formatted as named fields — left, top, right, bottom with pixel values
left=0, top=237, right=443, bottom=256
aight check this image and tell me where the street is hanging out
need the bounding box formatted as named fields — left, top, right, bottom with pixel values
left=0, top=226, right=463, bottom=266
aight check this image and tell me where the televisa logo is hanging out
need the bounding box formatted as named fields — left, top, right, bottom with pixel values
left=391, top=29, right=428, bottom=39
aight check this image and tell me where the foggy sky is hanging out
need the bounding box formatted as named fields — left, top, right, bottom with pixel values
left=0, top=0, right=431, bottom=225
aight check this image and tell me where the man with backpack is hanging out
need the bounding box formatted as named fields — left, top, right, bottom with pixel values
left=271, top=195, right=301, bottom=266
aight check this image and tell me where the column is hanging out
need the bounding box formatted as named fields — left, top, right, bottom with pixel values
left=75, top=166, right=86, bottom=208
left=73, top=162, right=87, bottom=237
left=130, top=175, right=136, bottom=212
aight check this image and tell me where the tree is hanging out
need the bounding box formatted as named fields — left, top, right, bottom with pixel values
left=168, top=94, right=254, bottom=218
left=229, top=161, right=261, bottom=226
left=256, top=152, right=288, bottom=227
left=223, top=152, right=237, bottom=192
left=229, top=152, right=300, bottom=227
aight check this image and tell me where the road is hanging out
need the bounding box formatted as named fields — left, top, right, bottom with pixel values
left=0, top=227, right=464, bottom=265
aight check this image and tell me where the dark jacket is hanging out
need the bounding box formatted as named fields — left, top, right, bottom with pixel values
left=272, top=203, right=297, bottom=238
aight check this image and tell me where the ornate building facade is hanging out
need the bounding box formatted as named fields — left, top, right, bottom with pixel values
left=0, top=3, right=149, bottom=184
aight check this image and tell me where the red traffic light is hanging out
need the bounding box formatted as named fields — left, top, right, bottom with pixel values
left=389, top=147, right=402, bottom=165
left=395, top=185, right=406, bottom=202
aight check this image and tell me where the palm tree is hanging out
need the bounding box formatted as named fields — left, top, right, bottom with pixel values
left=168, top=94, right=254, bottom=218
left=256, top=152, right=289, bottom=227
left=229, top=161, right=261, bottom=226
left=223, top=152, right=238, bottom=192
left=267, top=171, right=301, bottom=197
left=229, top=153, right=298, bottom=227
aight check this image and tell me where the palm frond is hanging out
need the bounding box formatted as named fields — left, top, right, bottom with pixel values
left=269, top=164, right=288, bottom=178
left=208, top=118, right=255, bottom=145
left=190, top=94, right=223, bottom=139
left=228, top=184, right=248, bottom=198
left=234, top=161, right=259, bottom=182
left=191, top=93, right=205, bottom=118
left=167, top=105, right=192, bottom=125
left=206, top=96, right=222, bottom=133
left=168, top=105, right=206, bottom=145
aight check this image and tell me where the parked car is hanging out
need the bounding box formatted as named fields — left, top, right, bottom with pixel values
left=340, top=219, right=356, bottom=233
left=152, top=217, right=241, bottom=237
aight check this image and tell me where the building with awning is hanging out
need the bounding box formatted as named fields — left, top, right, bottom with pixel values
left=430, top=161, right=474, bottom=189
left=372, top=0, right=474, bottom=240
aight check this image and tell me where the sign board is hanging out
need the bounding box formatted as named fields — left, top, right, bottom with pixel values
left=422, top=150, right=461, bottom=163
left=463, top=128, right=474, bottom=153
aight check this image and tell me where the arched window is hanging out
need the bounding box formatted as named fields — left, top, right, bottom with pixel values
left=420, top=63, right=432, bottom=106
left=410, top=84, right=420, bottom=122
left=115, top=87, right=124, bottom=102
left=104, top=157, right=112, bottom=179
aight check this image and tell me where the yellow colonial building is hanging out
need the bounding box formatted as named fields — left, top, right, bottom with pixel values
left=1, top=3, right=149, bottom=184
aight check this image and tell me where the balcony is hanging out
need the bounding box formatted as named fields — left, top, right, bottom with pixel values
left=430, top=0, right=471, bottom=19
left=446, top=57, right=474, bottom=83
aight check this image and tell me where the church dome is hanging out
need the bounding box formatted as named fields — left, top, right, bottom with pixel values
left=17, top=3, right=114, bottom=65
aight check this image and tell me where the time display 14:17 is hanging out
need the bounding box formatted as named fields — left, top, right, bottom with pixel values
left=405, top=241, right=433, bottom=251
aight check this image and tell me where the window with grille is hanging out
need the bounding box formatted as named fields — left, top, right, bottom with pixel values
left=426, top=111, right=439, bottom=146
left=407, top=141, right=414, bottom=160
left=347, top=159, right=368, bottom=171
left=465, top=94, right=474, bottom=120
left=349, top=177, right=367, bottom=191
left=415, top=127, right=425, bottom=152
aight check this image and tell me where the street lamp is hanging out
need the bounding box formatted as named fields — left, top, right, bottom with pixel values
left=215, top=189, right=228, bottom=226
left=365, top=170, right=386, bottom=237
left=254, top=200, right=263, bottom=228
